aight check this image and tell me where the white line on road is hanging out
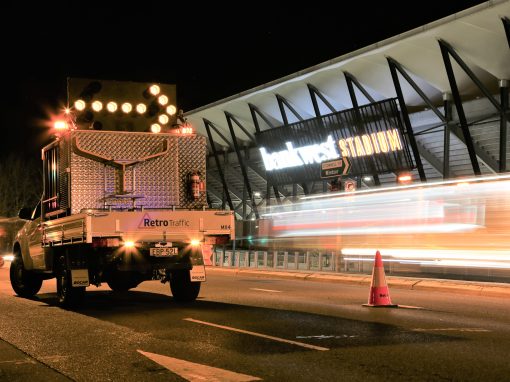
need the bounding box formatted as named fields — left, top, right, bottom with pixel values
left=0, top=359, right=36, bottom=365
left=138, top=350, right=261, bottom=381
left=183, top=318, right=329, bottom=351
left=412, top=328, right=490, bottom=332
left=249, top=288, right=282, bottom=293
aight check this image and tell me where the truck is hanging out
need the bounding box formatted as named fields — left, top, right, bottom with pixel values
left=10, top=124, right=234, bottom=307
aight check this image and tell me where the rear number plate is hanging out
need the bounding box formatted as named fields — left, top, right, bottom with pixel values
left=150, top=247, right=178, bottom=257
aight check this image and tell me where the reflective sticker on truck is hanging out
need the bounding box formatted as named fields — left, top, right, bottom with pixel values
left=190, top=265, right=206, bottom=282
left=71, top=269, right=90, bottom=287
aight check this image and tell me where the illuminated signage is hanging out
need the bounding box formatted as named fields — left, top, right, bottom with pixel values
left=255, top=98, right=413, bottom=185
left=260, top=135, right=338, bottom=171
left=260, top=129, right=403, bottom=171
left=338, top=129, right=403, bottom=158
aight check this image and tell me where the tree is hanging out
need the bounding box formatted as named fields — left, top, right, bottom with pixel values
left=0, top=154, right=42, bottom=217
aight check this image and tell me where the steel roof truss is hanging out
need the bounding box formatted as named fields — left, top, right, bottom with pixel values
left=439, top=41, right=482, bottom=175
left=503, top=17, right=510, bottom=49
left=307, top=84, right=337, bottom=116
left=204, top=119, right=235, bottom=211
left=225, top=112, right=259, bottom=219
left=249, top=103, right=276, bottom=133
left=275, top=94, right=304, bottom=125
left=387, top=58, right=427, bottom=181
left=344, top=71, right=376, bottom=106
left=439, top=39, right=501, bottom=113
left=224, top=111, right=256, bottom=142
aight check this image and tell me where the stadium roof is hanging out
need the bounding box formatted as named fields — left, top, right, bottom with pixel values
left=185, top=0, right=510, bottom=217
left=186, top=0, right=510, bottom=145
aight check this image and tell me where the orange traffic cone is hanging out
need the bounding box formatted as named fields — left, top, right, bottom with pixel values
left=363, top=251, right=398, bottom=308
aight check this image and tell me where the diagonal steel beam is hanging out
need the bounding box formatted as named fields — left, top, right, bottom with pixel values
left=387, top=58, right=427, bottom=182
left=439, top=40, right=481, bottom=175
left=204, top=120, right=233, bottom=149
left=249, top=103, right=276, bottom=132
left=344, top=71, right=376, bottom=105
left=500, top=80, right=509, bottom=172
left=439, top=39, right=501, bottom=113
left=224, top=111, right=256, bottom=142
left=204, top=119, right=234, bottom=211
left=225, top=112, right=259, bottom=219
left=342, top=71, right=381, bottom=185
left=503, top=17, right=510, bottom=49
left=276, top=94, right=304, bottom=124
left=387, top=57, right=446, bottom=122
left=307, top=84, right=337, bottom=116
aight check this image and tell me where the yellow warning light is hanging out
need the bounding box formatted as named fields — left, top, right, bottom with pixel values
left=92, top=101, right=103, bottom=112
left=106, top=101, right=118, bottom=113
left=136, top=103, right=147, bottom=114
left=74, top=99, right=86, bottom=111
left=158, top=114, right=169, bottom=125
left=149, top=85, right=160, bottom=96
left=158, top=95, right=168, bottom=106
left=166, top=105, right=177, bottom=116
left=151, top=123, right=161, bottom=134
left=121, top=102, right=132, bottom=113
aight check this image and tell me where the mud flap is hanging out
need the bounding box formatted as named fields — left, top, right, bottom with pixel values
left=190, top=265, right=206, bottom=282
left=71, top=269, right=90, bottom=287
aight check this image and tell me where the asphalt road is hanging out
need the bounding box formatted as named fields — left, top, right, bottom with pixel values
left=1, top=264, right=510, bottom=381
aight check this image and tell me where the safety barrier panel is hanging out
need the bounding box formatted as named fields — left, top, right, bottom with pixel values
left=210, top=246, right=510, bottom=283
left=213, top=247, right=337, bottom=272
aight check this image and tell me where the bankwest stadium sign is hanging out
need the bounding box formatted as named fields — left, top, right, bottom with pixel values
left=256, top=98, right=414, bottom=186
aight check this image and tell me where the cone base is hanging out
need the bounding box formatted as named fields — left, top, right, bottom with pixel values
left=362, top=304, right=399, bottom=308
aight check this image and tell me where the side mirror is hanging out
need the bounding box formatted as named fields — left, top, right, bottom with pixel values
left=18, top=207, right=33, bottom=220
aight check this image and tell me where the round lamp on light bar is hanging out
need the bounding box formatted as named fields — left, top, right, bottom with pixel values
left=74, top=99, right=86, bottom=111
left=92, top=101, right=103, bottom=112
left=106, top=101, right=118, bottom=113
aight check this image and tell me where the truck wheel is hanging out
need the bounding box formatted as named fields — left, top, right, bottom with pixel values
left=10, top=255, right=42, bottom=298
left=169, top=270, right=201, bottom=302
left=56, top=258, right=85, bottom=308
left=107, top=272, right=140, bottom=292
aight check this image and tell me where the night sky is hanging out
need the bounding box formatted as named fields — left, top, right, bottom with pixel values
left=0, top=1, right=487, bottom=161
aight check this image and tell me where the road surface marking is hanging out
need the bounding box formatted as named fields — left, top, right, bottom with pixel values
left=296, top=334, right=358, bottom=339
left=137, top=350, right=261, bottom=382
left=412, top=328, right=490, bottom=332
left=395, top=305, right=425, bottom=310
left=184, top=318, right=329, bottom=351
left=249, top=288, right=282, bottom=293
left=0, top=359, right=36, bottom=365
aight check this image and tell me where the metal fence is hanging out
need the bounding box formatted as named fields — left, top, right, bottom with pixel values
left=212, top=247, right=347, bottom=273
left=210, top=246, right=510, bottom=283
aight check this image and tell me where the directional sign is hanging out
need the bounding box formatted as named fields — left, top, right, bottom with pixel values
left=320, top=157, right=351, bottom=178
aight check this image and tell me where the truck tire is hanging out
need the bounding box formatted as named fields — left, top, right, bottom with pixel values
left=10, top=255, right=42, bottom=298
left=56, top=257, right=85, bottom=308
left=107, top=272, right=140, bottom=292
left=169, top=270, right=201, bottom=302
